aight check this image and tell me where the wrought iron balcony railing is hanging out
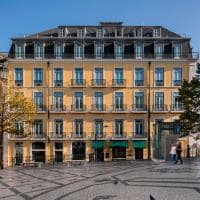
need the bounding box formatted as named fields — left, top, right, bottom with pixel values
left=71, top=79, right=86, bottom=86
left=54, top=80, right=63, bottom=87
left=132, top=132, right=147, bottom=138
left=112, top=79, right=126, bottom=86
left=135, top=80, right=144, bottom=86
left=91, top=132, right=106, bottom=139
left=50, top=105, right=67, bottom=112
left=15, top=80, right=23, bottom=86
left=155, top=80, right=164, bottom=86
left=112, top=132, right=127, bottom=138
left=132, top=104, right=147, bottom=112
left=50, top=132, right=67, bottom=138
left=171, top=104, right=184, bottom=111
left=153, top=104, right=168, bottom=112
left=10, top=52, right=199, bottom=60
left=71, top=132, right=86, bottom=138
left=34, top=80, right=43, bottom=86
left=112, top=104, right=127, bottom=112
left=91, top=79, right=106, bottom=87
left=71, top=105, right=86, bottom=112
left=91, top=104, right=106, bottom=112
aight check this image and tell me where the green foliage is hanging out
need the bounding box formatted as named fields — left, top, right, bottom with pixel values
left=178, top=78, right=200, bottom=133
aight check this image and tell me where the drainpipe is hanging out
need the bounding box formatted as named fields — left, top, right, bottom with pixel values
left=147, top=61, right=151, bottom=160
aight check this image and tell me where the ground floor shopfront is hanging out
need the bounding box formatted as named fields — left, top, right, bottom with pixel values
left=7, top=139, right=148, bottom=166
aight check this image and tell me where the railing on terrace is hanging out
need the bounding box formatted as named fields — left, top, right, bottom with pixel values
left=9, top=52, right=199, bottom=60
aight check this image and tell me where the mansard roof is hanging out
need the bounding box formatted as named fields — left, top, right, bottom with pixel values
left=11, top=22, right=190, bottom=41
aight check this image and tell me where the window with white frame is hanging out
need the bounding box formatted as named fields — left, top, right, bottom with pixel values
left=155, top=44, right=163, bottom=58
left=95, top=43, right=103, bottom=59
left=34, top=68, right=43, bottom=86
left=173, top=44, right=181, bottom=59
left=15, top=68, right=23, bottom=86
left=54, top=68, right=63, bottom=86
left=135, top=119, right=144, bottom=135
left=155, top=67, right=164, bottom=86
left=173, top=68, right=182, bottom=86
left=15, top=44, right=24, bottom=59
left=35, top=43, right=44, bottom=59
left=75, top=44, right=84, bottom=59
left=115, top=44, right=123, bottom=59
left=135, top=44, right=143, bottom=59
left=55, top=44, right=63, bottom=58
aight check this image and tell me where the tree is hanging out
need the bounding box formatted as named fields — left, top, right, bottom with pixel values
left=0, top=81, right=36, bottom=169
left=178, top=78, right=200, bottom=133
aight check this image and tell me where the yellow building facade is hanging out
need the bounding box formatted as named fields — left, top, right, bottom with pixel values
left=6, top=22, right=198, bottom=166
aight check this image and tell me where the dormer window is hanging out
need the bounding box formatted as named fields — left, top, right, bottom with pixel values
left=135, top=28, right=142, bottom=37
left=77, top=29, right=84, bottom=37
left=153, top=28, right=161, bottom=37
left=59, top=28, right=65, bottom=37
left=35, top=43, right=44, bottom=59
left=96, top=29, right=104, bottom=37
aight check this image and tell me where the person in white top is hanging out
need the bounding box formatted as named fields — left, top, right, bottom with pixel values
left=170, top=143, right=176, bottom=162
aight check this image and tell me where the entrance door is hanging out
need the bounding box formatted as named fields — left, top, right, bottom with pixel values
left=15, top=142, right=23, bottom=165
left=72, top=142, right=86, bottom=160
left=112, top=147, right=126, bottom=159
left=96, top=148, right=104, bottom=161
left=55, top=151, right=63, bottom=162
left=135, top=148, right=143, bottom=160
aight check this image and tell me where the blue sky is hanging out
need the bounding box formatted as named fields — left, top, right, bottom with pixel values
left=0, top=0, right=200, bottom=52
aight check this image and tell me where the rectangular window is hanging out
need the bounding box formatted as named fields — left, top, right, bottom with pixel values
left=173, top=92, right=182, bottom=111
left=135, top=92, right=144, bottom=110
left=95, top=119, right=103, bottom=137
left=135, top=68, right=144, bottom=86
left=94, top=68, right=104, bottom=85
left=135, top=119, right=144, bottom=135
left=115, top=68, right=124, bottom=85
left=155, top=68, right=164, bottom=86
left=33, top=120, right=43, bottom=137
left=174, top=44, right=181, bottom=59
left=34, top=92, right=43, bottom=110
left=15, top=121, right=24, bottom=135
left=55, top=44, right=63, bottom=59
left=54, top=119, right=63, bottom=136
left=35, top=44, right=43, bottom=59
left=115, top=92, right=124, bottom=111
left=115, top=119, right=123, bottom=136
left=95, top=44, right=103, bottom=59
left=34, top=68, right=43, bottom=86
left=75, top=44, right=83, bottom=59
left=96, top=29, right=104, bottom=37
left=153, top=29, right=161, bottom=37
left=74, top=119, right=83, bottom=136
left=75, top=68, right=84, bottom=85
left=173, top=68, right=182, bottom=86
left=155, top=92, right=164, bottom=111
left=115, top=44, right=123, bottom=59
left=95, top=92, right=103, bottom=111
left=54, top=68, right=63, bottom=86
left=54, top=92, right=63, bottom=110
left=135, top=44, right=143, bottom=59
left=74, top=92, right=83, bottom=111
left=15, top=68, right=23, bottom=86
left=155, top=44, right=163, bottom=58
left=15, top=45, right=24, bottom=59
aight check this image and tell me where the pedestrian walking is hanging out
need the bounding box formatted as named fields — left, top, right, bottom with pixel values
left=170, top=143, right=176, bottom=162
left=175, top=142, right=183, bottom=164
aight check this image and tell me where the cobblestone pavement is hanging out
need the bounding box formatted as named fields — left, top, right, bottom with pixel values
left=0, top=159, right=200, bottom=200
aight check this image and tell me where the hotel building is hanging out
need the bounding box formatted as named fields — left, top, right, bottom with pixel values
left=7, top=22, right=198, bottom=166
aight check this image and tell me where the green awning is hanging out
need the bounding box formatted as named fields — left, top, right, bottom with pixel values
left=133, top=141, right=147, bottom=148
left=92, top=141, right=105, bottom=149
left=110, top=140, right=128, bottom=148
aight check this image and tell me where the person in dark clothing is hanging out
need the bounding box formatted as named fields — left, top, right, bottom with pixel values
left=175, top=142, right=183, bottom=164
